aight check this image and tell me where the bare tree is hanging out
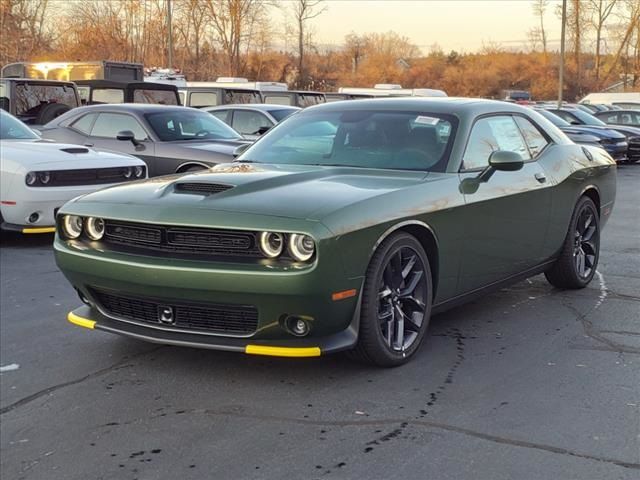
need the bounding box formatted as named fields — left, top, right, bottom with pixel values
left=291, top=0, right=326, bottom=87
left=587, top=0, right=618, bottom=84
left=530, top=0, right=549, bottom=54
left=205, top=0, right=266, bottom=76
left=602, top=0, right=640, bottom=88
left=344, top=32, right=366, bottom=74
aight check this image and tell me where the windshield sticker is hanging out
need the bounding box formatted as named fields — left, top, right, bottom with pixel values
left=414, top=115, right=440, bottom=126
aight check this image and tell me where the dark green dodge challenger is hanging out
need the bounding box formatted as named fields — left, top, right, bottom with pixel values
left=54, top=98, right=616, bottom=366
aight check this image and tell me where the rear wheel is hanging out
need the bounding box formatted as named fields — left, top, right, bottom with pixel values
left=352, top=232, right=432, bottom=367
left=545, top=196, right=600, bottom=289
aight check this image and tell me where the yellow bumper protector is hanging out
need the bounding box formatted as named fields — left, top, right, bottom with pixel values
left=67, top=312, right=96, bottom=329
left=245, top=345, right=321, bottom=357
left=22, top=227, right=56, bottom=234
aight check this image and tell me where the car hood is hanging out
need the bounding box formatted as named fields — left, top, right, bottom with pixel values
left=605, top=125, right=640, bottom=137
left=168, top=138, right=251, bottom=156
left=563, top=125, right=626, bottom=140
left=67, top=163, right=429, bottom=221
left=0, top=140, right=140, bottom=167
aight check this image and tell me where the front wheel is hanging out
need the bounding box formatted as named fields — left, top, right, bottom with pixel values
left=352, top=232, right=433, bottom=367
left=545, top=196, right=600, bottom=289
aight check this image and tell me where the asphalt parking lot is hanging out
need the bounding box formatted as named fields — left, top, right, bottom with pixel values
left=1, top=165, right=639, bottom=480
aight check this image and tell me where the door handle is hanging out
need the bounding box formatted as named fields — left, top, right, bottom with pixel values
left=534, top=172, right=546, bottom=183
left=83, top=143, right=93, bottom=147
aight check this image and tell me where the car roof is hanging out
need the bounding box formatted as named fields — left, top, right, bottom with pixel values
left=75, top=80, right=178, bottom=91
left=304, top=97, right=534, bottom=117
left=205, top=104, right=302, bottom=112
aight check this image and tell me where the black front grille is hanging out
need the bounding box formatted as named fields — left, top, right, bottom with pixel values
left=175, top=183, right=234, bottom=195
left=102, top=220, right=260, bottom=259
left=91, top=288, right=258, bottom=335
left=32, top=167, right=142, bottom=187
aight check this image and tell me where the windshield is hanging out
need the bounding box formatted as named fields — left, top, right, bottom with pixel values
left=239, top=110, right=456, bottom=171
left=537, top=109, right=570, bottom=127
left=570, top=109, right=607, bottom=126
left=145, top=110, right=241, bottom=141
left=270, top=108, right=299, bottom=122
left=0, top=110, right=40, bottom=140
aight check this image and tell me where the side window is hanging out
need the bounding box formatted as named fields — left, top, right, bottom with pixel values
left=263, top=95, right=292, bottom=106
left=514, top=116, right=549, bottom=158
left=90, top=113, right=148, bottom=140
left=462, top=116, right=530, bottom=170
left=190, top=92, right=218, bottom=107
left=70, top=113, right=98, bottom=134
left=209, top=110, right=230, bottom=124
left=232, top=110, right=272, bottom=136
left=604, top=113, right=618, bottom=123
left=92, top=89, right=125, bottom=104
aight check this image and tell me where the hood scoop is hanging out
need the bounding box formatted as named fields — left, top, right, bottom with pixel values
left=174, top=182, right=234, bottom=195
left=60, top=147, right=90, bottom=154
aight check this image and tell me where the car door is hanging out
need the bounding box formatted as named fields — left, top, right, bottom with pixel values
left=230, top=110, right=274, bottom=140
left=457, top=114, right=552, bottom=293
left=87, top=112, right=157, bottom=174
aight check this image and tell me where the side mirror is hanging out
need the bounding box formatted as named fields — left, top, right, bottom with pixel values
left=488, top=150, right=524, bottom=172
left=116, top=130, right=134, bottom=142
left=233, top=143, right=251, bottom=158
left=474, top=150, right=524, bottom=183
left=256, top=126, right=271, bottom=135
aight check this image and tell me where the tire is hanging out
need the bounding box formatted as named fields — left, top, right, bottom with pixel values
left=351, top=232, right=433, bottom=367
left=36, top=103, right=71, bottom=125
left=545, top=196, right=600, bottom=289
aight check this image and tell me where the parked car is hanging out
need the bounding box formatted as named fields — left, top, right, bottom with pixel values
left=204, top=104, right=300, bottom=140
left=39, top=104, right=250, bottom=176
left=260, top=90, right=326, bottom=107
left=541, top=107, right=629, bottom=162
left=0, top=78, right=81, bottom=125
left=55, top=98, right=616, bottom=366
left=532, top=109, right=601, bottom=146
left=593, top=109, right=640, bottom=127
left=0, top=110, right=146, bottom=234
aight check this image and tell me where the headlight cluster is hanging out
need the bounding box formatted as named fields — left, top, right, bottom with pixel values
left=258, top=231, right=316, bottom=262
left=123, top=166, right=146, bottom=179
left=25, top=171, right=52, bottom=186
left=60, top=215, right=105, bottom=240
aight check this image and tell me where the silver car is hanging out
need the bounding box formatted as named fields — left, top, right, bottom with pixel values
left=40, top=104, right=251, bottom=176
left=204, top=104, right=300, bottom=140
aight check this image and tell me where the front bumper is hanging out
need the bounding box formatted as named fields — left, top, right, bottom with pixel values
left=602, top=142, right=628, bottom=162
left=68, top=305, right=357, bottom=357
left=55, top=236, right=362, bottom=356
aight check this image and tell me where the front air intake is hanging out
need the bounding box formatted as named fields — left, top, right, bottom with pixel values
left=175, top=183, right=234, bottom=195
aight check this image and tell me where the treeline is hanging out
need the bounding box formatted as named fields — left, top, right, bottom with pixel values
left=1, top=0, right=639, bottom=100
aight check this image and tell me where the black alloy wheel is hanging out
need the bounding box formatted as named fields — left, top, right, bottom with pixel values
left=352, top=232, right=432, bottom=367
left=573, top=206, right=598, bottom=279
left=545, top=196, right=600, bottom=289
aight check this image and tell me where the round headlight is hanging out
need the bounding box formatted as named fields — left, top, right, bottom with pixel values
left=38, top=171, right=51, bottom=184
left=259, top=231, right=284, bottom=258
left=134, top=165, right=145, bottom=178
left=85, top=217, right=105, bottom=240
left=123, top=167, right=133, bottom=179
left=25, top=172, right=37, bottom=186
left=288, top=234, right=315, bottom=262
left=62, top=215, right=83, bottom=239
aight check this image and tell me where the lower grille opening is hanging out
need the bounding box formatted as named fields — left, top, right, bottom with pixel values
left=91, top=288, right=258, bottom=336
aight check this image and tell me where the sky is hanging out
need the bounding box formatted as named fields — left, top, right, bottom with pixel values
left=284, top=0, right=564, bottom=53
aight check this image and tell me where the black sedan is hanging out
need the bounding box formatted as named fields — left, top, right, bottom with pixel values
left=533, top=109, right=601, bottom=147
left=40, top=104, right=251, bottom=176
left=542, top=107, right=633, bottom=162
